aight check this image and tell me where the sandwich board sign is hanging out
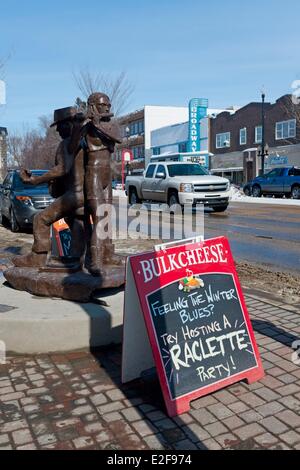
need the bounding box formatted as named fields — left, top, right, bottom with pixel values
left=122, top=236, right=264, bottom=417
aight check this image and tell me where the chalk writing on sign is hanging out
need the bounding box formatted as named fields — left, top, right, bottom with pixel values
left=147, top=273, right=257, bottom=400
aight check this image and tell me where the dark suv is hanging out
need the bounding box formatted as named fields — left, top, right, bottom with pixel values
left=0, top=169, right=54, bottom=232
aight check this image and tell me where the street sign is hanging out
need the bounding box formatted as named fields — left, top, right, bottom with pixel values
left=122, top=236, right=264, bottom=417
left=122, top=149, right=133, bottom=162
left=123, top=151, right=132, bottom=162
left=269, top=156, right=288, bottom=166
left=121, top=149, right=133, bottom=189
left=188, top=98, right=208, bottom=153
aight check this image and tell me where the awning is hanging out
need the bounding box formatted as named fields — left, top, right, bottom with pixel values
left=211, top=167, right=243, bottom=172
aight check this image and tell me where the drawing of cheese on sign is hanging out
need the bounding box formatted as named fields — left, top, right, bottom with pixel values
left=178, top=270, right=205, bottom=292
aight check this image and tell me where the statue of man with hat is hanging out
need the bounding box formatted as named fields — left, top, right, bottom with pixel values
left=14, top=106, right=86, bottom=268
left=13, top=93, right=126, bottom=278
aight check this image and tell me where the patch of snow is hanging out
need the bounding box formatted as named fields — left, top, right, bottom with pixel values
left=230, top=186, right=248, bottom=200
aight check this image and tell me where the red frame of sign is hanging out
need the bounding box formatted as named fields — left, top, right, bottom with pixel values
left=128, top=236, right=264, bottom=417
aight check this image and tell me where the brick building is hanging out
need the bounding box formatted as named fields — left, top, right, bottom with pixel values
left=116, top=109, right=145, bottom=166
left=209, top=95, right=300, bottom=184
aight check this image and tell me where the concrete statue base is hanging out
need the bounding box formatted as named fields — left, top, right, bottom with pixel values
left=0, top=278, right=124, bottom=353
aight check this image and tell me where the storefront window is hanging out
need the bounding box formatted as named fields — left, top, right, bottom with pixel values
left=132, top=146, right=145, bottom=159
left=240, top=128, right=247, bottom=145
left=255, top=126, right=262, bottom=143
left=126, top=120, right=144, bottom=136
left=276, top=119, right=296, bottom=140
left=216, top=132, right=231, bottom=148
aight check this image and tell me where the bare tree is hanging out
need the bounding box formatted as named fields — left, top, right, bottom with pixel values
left=38, top=114, right=60, bottom=166
left=20, top=130, right=44, bottom=169
left=7, top=117, right=60, bottom=170
left=6, top=132, right=24, bottom=168
left=73, top=69, right=134, bottom=117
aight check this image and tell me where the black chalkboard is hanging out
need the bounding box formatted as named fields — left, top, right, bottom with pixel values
left=146, top=273, right=258, bottom=400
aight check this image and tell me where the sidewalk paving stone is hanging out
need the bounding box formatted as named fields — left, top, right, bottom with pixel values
left=0, top=293, right=300, bottom=450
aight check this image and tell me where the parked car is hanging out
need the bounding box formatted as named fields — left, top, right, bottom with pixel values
left=125, top=162, right=231, bottom=212
left=0, top=169, right=54, bottom=232
left=243, top=167, right=300, bottom=198
left=112, top=179, right=121, bottom=190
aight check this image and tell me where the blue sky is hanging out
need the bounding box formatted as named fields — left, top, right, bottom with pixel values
left=1, top=0, right=300, bottom=133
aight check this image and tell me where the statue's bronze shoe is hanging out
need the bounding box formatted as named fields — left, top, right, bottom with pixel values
left=39, top=256, right=82, bottom=273
left=86, top=246, right=104, bottom=277
left=12, top=252, right=47, bottom=268
left=88, top=264, right=103, bottom=277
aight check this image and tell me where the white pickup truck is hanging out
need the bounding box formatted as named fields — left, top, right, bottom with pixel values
left=125, top=162, right=231, bottom=212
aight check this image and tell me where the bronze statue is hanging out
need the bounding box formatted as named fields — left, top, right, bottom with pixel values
left=4, top=94, right=126, bottom=301
left=14, top=107, right=86, bottom=269
left=9, top=93, right=126, bottom=290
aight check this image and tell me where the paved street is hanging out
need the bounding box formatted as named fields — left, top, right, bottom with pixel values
left=204, top=202, right=300, bottom=276
left=146, top=201, right=300, bottom=275
left=1, top=291, right=300, bottom=450
left=121, top=199, right=300, bottom=275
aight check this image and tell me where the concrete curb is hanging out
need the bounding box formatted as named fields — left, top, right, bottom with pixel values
left=243, top=286, right=300, bottom=312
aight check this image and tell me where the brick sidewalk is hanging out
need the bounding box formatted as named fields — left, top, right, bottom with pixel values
left=1, top=294, right=300, bottom=450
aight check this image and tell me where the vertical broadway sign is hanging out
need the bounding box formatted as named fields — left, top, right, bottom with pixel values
left=188, top=98, right=208, bottom=153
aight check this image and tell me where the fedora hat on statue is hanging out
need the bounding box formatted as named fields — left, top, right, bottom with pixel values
left=50, top=106, right=77, bottom=127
